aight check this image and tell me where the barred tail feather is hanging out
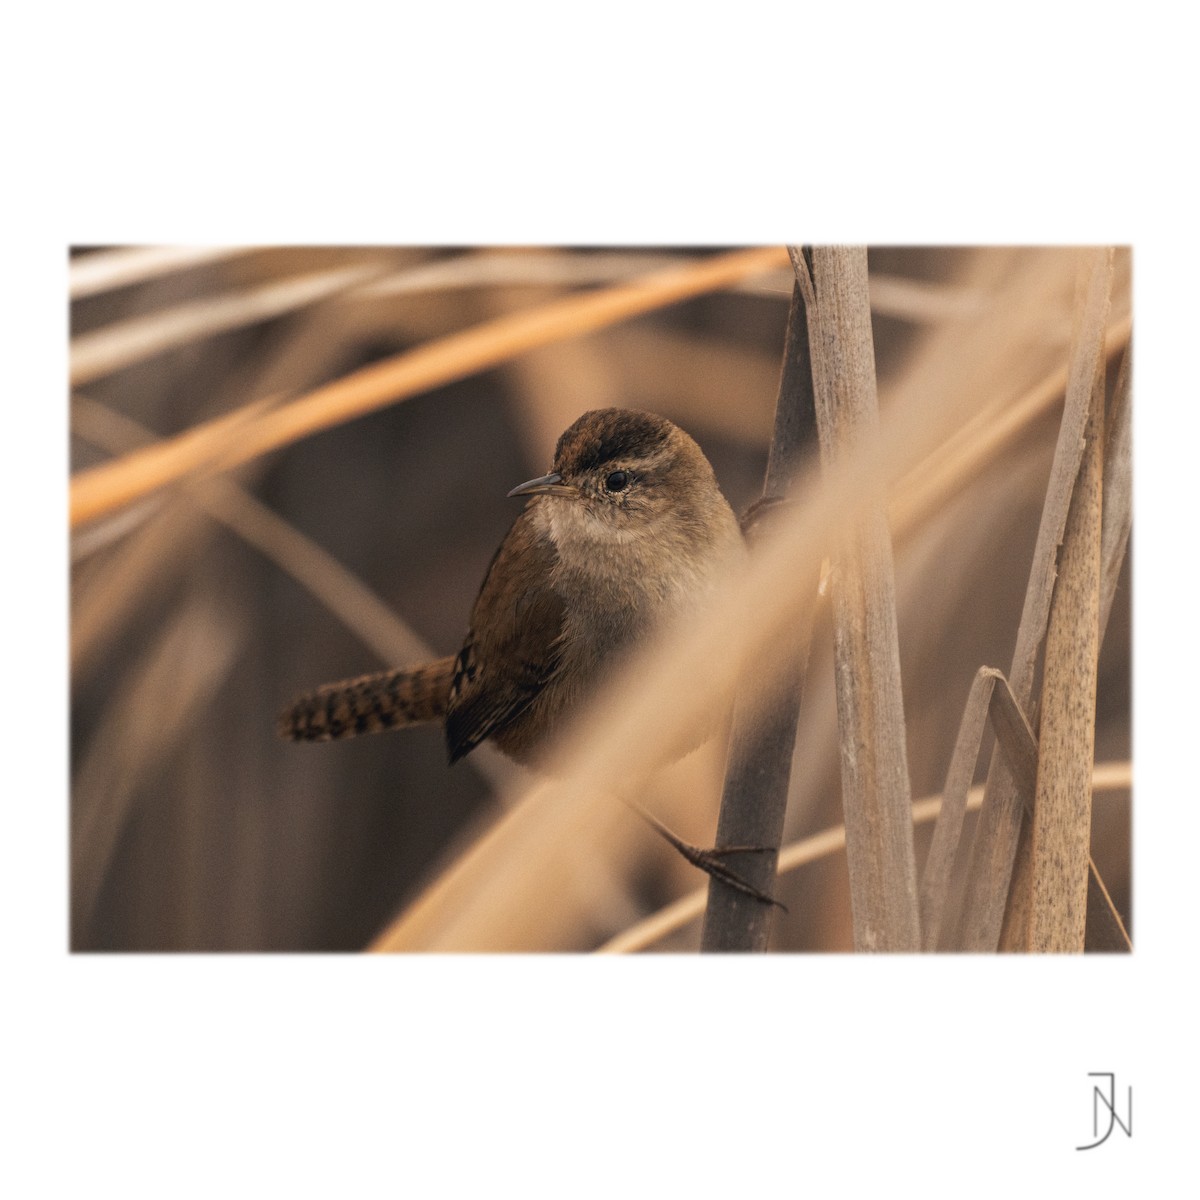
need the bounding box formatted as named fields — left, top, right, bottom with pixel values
left=278, top=657, right=456, bottom=742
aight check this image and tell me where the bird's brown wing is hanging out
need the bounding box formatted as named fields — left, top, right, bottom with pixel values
left=445, top=508, right=565, bottom=764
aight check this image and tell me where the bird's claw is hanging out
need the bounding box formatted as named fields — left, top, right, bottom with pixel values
left=632, top=805, right=786, bottom=911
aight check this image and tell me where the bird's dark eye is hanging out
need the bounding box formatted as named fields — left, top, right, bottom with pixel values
left=604, top=470, right=630, bottom=493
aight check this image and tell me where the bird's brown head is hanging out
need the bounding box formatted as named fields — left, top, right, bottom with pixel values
left=508, top=408, right=738, bottom=557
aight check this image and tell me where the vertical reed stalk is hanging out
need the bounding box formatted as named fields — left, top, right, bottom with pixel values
left=1028, top=353, right=1106, bottom=950
left=700, top=283, right=818, bottom=952
left=802, top=246, right=920, bottom=951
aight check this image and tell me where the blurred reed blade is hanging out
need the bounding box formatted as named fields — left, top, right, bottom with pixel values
left=956, top=248, right=1115, bottom=952
left=69, top=245, right=254, bottom=299
left=70, top=261, right=387, bottom=386
left=71, top=598, right=243, bottom=942
left=69, top=246, right=790, bottom=529
left=71, top=495, right=164, bottom=562
left=598, top=761, right=1132, bottom=954
left=799, top=245, right=920, bottom=952
left=701, top=281, right=819, bottom=952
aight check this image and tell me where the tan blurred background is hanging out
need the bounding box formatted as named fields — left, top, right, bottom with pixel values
left=68, top=246, right=1131, bottom=952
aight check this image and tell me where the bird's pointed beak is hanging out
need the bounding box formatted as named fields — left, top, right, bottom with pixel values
left=507, top=471, right=580, bottom=499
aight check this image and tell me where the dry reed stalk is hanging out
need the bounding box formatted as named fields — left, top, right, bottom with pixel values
left=919, top=666, right=1003, bottom=949
left=68, top=245, right=253, bottom=299
left=70, top=262, right=386, bottom=386
left=994, top=789, right=1037, bottom=949
left=955, top=248, right=1115, bottom=952
left=1028, top=346, right=1106, bottom=951
left=700, top=283, right=818, bottom=951
left=988, top=670, right=1130, bottom=952
left=799, top=245, right=919, bottom=951
left=69, top=246, right=791, bottom=529
left=598, top=761, right=1132, bottom=954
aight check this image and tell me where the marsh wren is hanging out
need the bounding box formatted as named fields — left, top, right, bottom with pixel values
left=279, top=408, right=745, bottom=766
